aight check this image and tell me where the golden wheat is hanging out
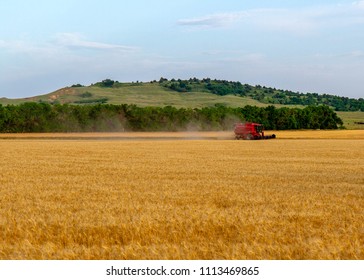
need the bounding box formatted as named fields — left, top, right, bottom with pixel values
left=0, top=131, right=363, bottom=259
left=0, top=129, right=363, bottom=140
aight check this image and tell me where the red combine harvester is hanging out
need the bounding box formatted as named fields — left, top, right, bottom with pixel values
left=234, top=122, right=276, bottom=140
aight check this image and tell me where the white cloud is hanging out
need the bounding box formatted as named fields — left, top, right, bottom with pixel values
left=177, top=12, right=246, bottom=29
left=177, top=8, right=318, bottom=34
left=178, top=2, right=364, bottom=34
left=353, top=1, right=364, bottom=9
left=0, top=34, right=143, bottom=97
left=314, top=50, right=364, bottom=60
left=348, top=50, right=364, bottom=57
left=0, top=33, right=138, bottom=55
left=54, top=33, right=138, bottom=52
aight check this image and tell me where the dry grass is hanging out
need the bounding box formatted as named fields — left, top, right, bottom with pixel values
left=0, top=131, right=363, bottom=259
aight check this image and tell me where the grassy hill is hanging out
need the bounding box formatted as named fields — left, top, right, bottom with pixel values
left=0, top=83, right=264, bottom=107
left=0, top=81, right=304, bottom=108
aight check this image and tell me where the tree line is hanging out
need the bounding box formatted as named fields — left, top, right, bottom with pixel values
left=158, top=78, right=364, bottom=112
left=0, top=103, right=343, bottom=133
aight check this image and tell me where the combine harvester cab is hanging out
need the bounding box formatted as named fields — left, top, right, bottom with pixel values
left=234, top=122, right=276, bottom=140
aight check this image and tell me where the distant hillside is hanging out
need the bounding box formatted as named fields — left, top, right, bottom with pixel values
left=158, top=78, right=363, bottom=112
left=1, top=78, right=363, bottom=112
left=0, top=81, right=267, bottom=108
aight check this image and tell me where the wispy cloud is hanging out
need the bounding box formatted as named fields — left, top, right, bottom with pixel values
left=353, top=0, right=364, bottom=8
left=314, top=50, right=364, bottom=60
left=0, top=33, right=143, bottom=96
left=177, top=8, right=318, bottom=34
left=54, top=33, right=138, bottom=51
left=178, top=2, right=364, bottom=34
left=0, top=33, right=138, bottom=55
left=347, top=50, right=364, bottom=57
left=177, top=12, right=246, bottom=29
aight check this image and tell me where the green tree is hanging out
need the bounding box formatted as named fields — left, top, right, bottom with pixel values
left=101, top=79, right=115, bottom=87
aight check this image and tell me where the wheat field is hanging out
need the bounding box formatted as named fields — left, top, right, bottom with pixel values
left=0, top=131, right=363, bottom=259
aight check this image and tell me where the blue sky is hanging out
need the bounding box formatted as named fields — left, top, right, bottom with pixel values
left=1, top=0, right=363, bottom=98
